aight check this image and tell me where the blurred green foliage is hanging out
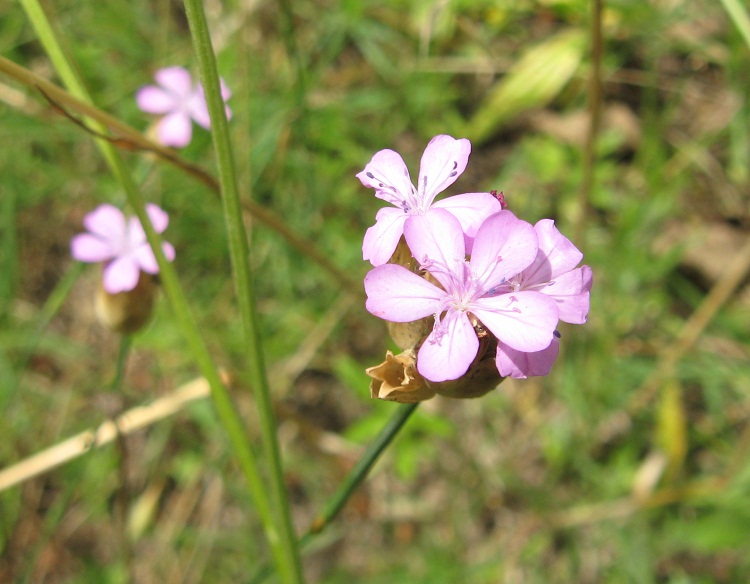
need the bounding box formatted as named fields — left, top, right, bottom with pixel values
left=2, top=0, right=750, bottom=582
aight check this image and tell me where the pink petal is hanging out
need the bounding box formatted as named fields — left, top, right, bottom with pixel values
left=356, top=149, right=414, bottom=206
left=495, top=338, right=559, bottom=379
left=157, top=112, right=193, bottom=147
left=523, top=219, right=584, bottom=285
left=544, top=265, right=592, bottom=324
left=364, top=264, right=444, bottom=322
left=362, top=207, right=409, bottom=266
left=145, top=203, right=170, bottom=233
left=83, top=204, right=126, bottom=241
left=417, top=135, right=471, bottom=206
left=432, top=192, right=503, bottom=254
left=133, top=241, right=175, bottom=274
left=162, top=242, right=176, bottom=262
left=472, top=290, right=559, bottom=352
left=190, top=97, right=211, bottom=129
left=102, top=256, right=140, bottom=293
left=127, top=216, right=147, bottom=249
left=192, top=81, right=232, bottom=128
left=471, top=211, right=539, bottom=288
left=417, top=311, right=479, bottom=382
left=404, top=209, right=465, bottom=292
left=136, top=86, right=177, bottom=114
left=134, top=244, right=159, bottom=274
left=154, top=66, right=193, bottom=98
left=70, top=233, right=115, bottom=263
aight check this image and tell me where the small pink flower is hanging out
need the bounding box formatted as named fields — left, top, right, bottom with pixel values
left=365, top=209, right=559, bottom=382
left=71, top=204, right=175, bottom=294
left=136, top=66, right=232, bottom=147
left=489, top=219, right=593, bottom=378
left=357, top=135, right=503, bottom=266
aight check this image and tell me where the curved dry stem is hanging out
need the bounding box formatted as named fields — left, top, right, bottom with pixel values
left=0, top=55, right=360, bottom=296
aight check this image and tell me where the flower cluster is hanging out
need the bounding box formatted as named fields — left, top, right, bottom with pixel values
left=360, top=135, right=592, bottom=401
left=136, top=66, right=232, bottom=148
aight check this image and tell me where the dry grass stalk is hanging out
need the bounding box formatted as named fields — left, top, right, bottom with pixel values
left=0, top=376, right=211, bottom=492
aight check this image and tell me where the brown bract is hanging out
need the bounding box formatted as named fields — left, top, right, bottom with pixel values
left=366, top=350, right=436, bottom=403
left=95, top=272, right=157, bottom=335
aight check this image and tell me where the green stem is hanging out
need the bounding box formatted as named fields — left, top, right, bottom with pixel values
left=180, top=1, right=303, bottom=582
left=574, top=0, right=603, bottom=246
left=19, top=0, right=280, bottom=560
left=0, top=55, right=360, bottom=296
left=249, top=402, right=420, bottom=584
left=109, top=335, right=132, bottom=391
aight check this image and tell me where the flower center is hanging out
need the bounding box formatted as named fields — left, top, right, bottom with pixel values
left=418, top=254, right=485, bottom=344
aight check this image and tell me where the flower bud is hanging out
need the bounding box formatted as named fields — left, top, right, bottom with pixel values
left=95, top=272, right=157, bottom=334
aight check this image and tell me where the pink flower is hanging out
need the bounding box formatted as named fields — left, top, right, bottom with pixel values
left=490, top=219, right=593, bottom=378
left=136, top=66, right=232, bottom=147
left=364, top=209, right=559, bottom=382
left=71, top=204, right=175, bottom=294
left=357, top=135, right=503, bottom=266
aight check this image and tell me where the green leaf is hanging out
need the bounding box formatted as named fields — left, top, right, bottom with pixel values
left=466, top=29, right=586, bottom=144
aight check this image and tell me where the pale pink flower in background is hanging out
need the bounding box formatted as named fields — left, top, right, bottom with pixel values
left=364, top=209, right=559, bottom=382
left=357, top=134, right=503, bottom=266
left=136, top=66, right=232, bottom=147
left=71, top=204, right=175, bottom=294
left=488, top=219, right=593, bottom=378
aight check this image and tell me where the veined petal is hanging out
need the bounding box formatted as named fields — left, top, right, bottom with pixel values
left=522, top=219, right=584, bottom=285
left=473, top=290, right=558, bottom=352
left=363, top=208, right=409, bottom=266
left=543, top=265, right=592, bottom=324
left=70, top=234, right=115, bottom=263
left=471, top=211, right=539, bottom=288
left=417, top=135, right=470, bottom=206
left=417, top=311, right=479, bottom=382
left=83, top=204, right=126, bottom=242
left=136, top=86, right=177, bottom=114
left=157, top=112, right=193, bottom=147
left=495, top=338, right=559, bottom=379
left=404, top=209, right=465, bottom=292
left=154, top=66, right=193, bottom=97
left=356, top=149, right=414, bottom=207
left=432, top=192, right=503, bottom=254
left=365, top=265, right=444, bottom=322
left=103, top=256, right=140, bottom=293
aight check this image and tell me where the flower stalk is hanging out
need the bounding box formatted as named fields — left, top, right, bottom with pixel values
left=181, top=0, right=304, bottom=581
left=19, top=0, right=284, bottom=575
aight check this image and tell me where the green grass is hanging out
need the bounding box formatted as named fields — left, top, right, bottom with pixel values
left=2, top=0, right=750, bottom=582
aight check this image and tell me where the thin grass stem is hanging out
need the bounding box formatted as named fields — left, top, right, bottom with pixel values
left=18, top=0, right=282, bottom=564
left=0, top=55, right=360, bottom=296
left=249, top=401, right=420, bottom=584
left=180, top=1, right=304, bottom=581
left=574, top=0, right=603, bottom=246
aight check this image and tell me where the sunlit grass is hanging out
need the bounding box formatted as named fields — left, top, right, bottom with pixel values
left=2, top=0, right=750, bottom=581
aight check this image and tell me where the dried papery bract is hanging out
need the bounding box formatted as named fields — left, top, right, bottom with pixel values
left=367, top=326, right=504, bottom=402
left=95, top=272, right=157, bottom=334
left=367, top=350, right=436, bottom=403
